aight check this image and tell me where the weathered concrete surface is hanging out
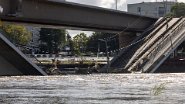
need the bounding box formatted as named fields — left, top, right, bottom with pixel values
left=0, top=56, right=22, bottom=75
left=0, top=32, right=47, bottom=76
left=0, top=0, right=157, bottom=32
left=0, top=74, right=185, bottom=104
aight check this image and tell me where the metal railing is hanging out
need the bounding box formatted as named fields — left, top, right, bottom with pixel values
left=128, top=18, right=185, bottom=72
left=124, top=17, right=172, bottom=70
left=103, top=17, right=167, bottom=71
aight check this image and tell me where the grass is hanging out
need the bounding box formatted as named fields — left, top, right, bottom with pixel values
left=151, top=82, right=169, bottom=96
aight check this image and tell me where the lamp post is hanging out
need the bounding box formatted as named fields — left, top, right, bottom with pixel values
left=163, top=0, right=167, bottom=16
left=99, top=39, right=110, bottom=73
left=97, top=42, right=100, bottom=58
left=115, top=0, right=118, bottom=10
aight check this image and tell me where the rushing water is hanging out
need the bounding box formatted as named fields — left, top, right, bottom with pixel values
left=0, top=74, right=185, bottom=104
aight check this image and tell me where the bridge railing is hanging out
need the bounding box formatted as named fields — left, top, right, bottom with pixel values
left=128, top=18, right=185, bottom=72
left=150, top=19, right=185, bottom=54
left=124, top=17, right=171, bottom=71
left=143, top=18, right=185, bottom=71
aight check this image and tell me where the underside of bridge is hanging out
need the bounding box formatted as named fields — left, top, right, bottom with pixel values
left=0, top=0, right=157, bottom=32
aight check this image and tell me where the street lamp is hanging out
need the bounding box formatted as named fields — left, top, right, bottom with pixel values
left=99, top=39, right=110, bottom=73
left=115, top=0, right=118, bottom=10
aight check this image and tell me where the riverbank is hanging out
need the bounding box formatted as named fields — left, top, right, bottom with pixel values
left=30, top=55, right=185, bottom=74
left=37, top=63, right=104, bottom=75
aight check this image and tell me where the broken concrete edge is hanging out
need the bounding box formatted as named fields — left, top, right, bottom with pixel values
left=0, top=32, right=47, bottom=76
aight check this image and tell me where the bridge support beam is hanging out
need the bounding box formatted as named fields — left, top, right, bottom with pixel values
left=0, top=0, right=157, bottom=32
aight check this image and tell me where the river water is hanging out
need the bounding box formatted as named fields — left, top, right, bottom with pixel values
left=0, top=73, right=185, bottom=104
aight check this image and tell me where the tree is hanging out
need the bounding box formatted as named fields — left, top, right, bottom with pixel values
left=2, top=24, right=31, bottom=45
left=73, top=32, right=89, bottom=55
left=86, top=32, right=119, bottom=54
left=171, top=3, right=185, bottom=17
left=66, top=33, right=75, bottom=55
left=39, top=28, right=66, bottom=54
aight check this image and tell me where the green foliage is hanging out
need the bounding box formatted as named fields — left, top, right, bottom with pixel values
left=151, top=82, right=171, bottom=96
left=39, top=28, right=66, bottom=53
left=2, top=24, right=31, bottom=45
left=66, top=33, right=75, bottom=54
left=73, top=32, right=89, bottom=55
left=86, top=32, right=119, bottom=53
left=66, top=33, right=74, bottom=54
left=171, top=3, right=185, bottom=17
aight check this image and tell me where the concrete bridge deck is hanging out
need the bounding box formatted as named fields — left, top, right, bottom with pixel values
left=0, top=0, right=157, bottom=32
left=0, top=30, right=47, bottom=76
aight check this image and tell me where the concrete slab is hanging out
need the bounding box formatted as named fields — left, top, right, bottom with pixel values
left=0, top=0, right=157, bottom=32
left=0, top=30, right=47, bottom=76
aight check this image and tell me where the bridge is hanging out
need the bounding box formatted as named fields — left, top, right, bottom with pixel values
left=0, top=29, right=47, bottom=76
left=0, top=0, right=157, bottom=32
left=0, top=0, right=158, bottom=75
left=101, top=17, right=185, bottom=73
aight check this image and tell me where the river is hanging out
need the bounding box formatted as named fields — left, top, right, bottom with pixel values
left=0, top=73, right=185, bottom=104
